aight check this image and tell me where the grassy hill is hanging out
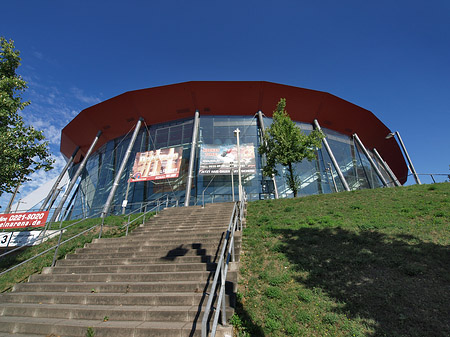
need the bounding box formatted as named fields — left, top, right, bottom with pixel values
left=234, top=183, right=450, bottom=337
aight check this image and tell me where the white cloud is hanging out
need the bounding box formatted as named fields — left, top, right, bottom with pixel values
left=70, top=87, right=101, bottom=105
left=33, top=51, right=44, bottom=60
left=26, top=116, right=61, bottom=146
left=0, top=69, right=101, bottom=210
left=25, top=154, right=66, bottom=190
left=0, top=154, right=67, bottom=211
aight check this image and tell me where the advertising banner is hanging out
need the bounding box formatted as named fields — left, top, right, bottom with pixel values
left=0, top=211, right=49, bottom=230
left=199, top=144, right=256, bottom=175
left=0, top=230, right=60, bottom=248
left=130, top=146, right=183, bottom=182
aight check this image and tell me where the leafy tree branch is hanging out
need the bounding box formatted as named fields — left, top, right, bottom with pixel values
left=259, top=98, right=324, bottom=197
left=0, top=37, right=53, bottom=196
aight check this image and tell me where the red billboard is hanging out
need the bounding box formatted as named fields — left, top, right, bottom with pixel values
left=0, top=211, right=49, bottom=230
left=130, top=147, right=183, bottom=182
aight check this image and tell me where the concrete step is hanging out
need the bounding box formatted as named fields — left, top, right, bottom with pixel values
left=13, top=280, right=213, bottom=294
left=74, top=242, right=240, bottom=255
left=130, top=227, right=228, bottom=235
left=29, top=270, right=226, bottom=283
left=0, top=303, right=233, bottom=323
left=85, top=240, right=224, bottom=249
left=66, top=248, right=241, bottom=262
left=73, top=246, right=222, bottom=256
left=0, top=202, right=241, bottom=337
left=0, top=316, right=203, bottom=337
left=64, top=248, right=217, bottom=259
left=46, top=262, right=217, bottom=274
left=141, top=218, right=227, bottom=224
left=0, top=333, right=44, bottom=337
left=86, top=237, right=226, bottom=248
left=94, top=231, right=225, bottom=243
left=1, top=292, right=218, bottom=307
left=57, top=255, right=215, bottom=266
left=66, top=246, right=241, bottom=261
left=132, top=224, right=228, bottom=232
left=81, top=242, right=235, bottom=253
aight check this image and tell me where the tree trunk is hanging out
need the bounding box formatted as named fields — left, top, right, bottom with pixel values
left=288, top=162, right=298, bottom=197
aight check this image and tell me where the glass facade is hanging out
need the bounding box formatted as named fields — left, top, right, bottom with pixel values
left=65, top=115, right=395, bottom=219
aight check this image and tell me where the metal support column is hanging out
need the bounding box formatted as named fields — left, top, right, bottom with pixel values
left=184, top=111, right=200, bottom=206
left=353, top=133, right=388, bottom=187
left=234, top=128, right=243, bottom=202
left=387, top=131, right=421, bottom=185
left=102, top=118, right=143, bottom=218
left=313, top=119, right=350, bottom=191
left=47, top=187, right=63, bottom=211
left=50, top=131, right=102, bottom=223
left=257, top=111, right=279, bottom=198
left=40, top=146, right=79, bottom=211
left=372, top=148, right=401, bottom=186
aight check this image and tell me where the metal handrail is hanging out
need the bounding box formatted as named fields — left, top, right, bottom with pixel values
left=0, top=204, right=161, bottom=280
left=2, top=193, right=179, bottom=219
left=0, top=209, right=103, bottom=260
left=201, top=190, right=247, bottom=337
left=1, top=193, right=179, bottom=265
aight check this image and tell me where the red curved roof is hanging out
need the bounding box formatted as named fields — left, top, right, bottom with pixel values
left=61, top=81, right=407, bottom=184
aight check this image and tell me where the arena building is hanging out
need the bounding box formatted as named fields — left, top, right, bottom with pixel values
left=55, top=81, right=407, bottom=219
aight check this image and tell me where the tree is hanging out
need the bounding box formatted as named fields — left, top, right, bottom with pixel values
left=0, top=37, right=53, bottom=196
left=259, top=98, right=324, bottom=197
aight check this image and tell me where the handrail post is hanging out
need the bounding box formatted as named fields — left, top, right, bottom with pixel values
left=231, top=229, right=235, bottom=262
left=126, top=215, right=131, bottom=236
left=51, top=229, right=64, bottom=267
left=99, top=217, right=105, bottom=239
left=220, top=258, right=227, bottom=325
left=143, top=205, right=147, bottom=224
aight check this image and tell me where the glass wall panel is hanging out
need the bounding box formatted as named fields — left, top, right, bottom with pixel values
left=197, top=116, right=261, bottom=203
left=353, top=141, right=384, bottom=189
left=370, top=153, right=396, bottom=187
left=65, top=114, right=395, bottom=219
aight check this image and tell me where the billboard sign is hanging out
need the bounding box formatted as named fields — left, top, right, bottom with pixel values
left=130, top=146, right=183, bottom=182
left=0, top=230, right=60, bottom=248
left=0, top=211, right=49, bottom=230
left=199, top=144, right=256, bottom=175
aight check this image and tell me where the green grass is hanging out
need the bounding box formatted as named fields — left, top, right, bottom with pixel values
left=0, top=213, right=151, bottom=293
left=235, top=183, right=450, bottom=337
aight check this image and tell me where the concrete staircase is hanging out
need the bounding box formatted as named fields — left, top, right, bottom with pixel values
left=0, top=202, right=240, bottom=337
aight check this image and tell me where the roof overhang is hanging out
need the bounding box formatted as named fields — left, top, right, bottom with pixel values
left=61, top=81, right=407, bottom=184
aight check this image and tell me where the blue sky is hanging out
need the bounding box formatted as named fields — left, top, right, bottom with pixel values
left=1, top=0, right=449, bottom=208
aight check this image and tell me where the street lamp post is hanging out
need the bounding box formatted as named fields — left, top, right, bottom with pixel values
left=122, top=173, right=133, bottom=215
left=386, top=131, right=421, bottom=185
left=234, top=128, right=243, bottom=201
left=230, top=163, right=235, bottom=202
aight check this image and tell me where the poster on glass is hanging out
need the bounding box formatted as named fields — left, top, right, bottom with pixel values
left=198, top=144, right=256, bottom=175
left=130, top=147, right=183, bottom=182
